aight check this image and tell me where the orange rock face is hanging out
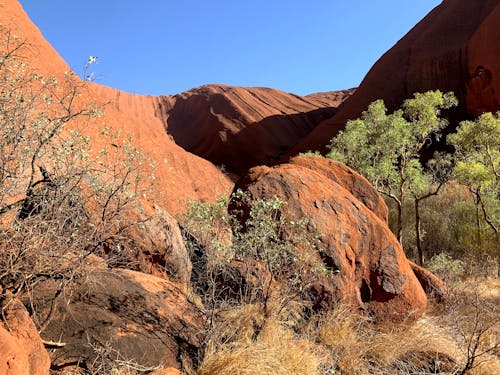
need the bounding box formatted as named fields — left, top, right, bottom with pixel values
left=1, top=0, right=233, bottom=215
left=0, top=295, right=50, bottom=375
left=162, top=85, right=352, bottom=174
left=292, top=0, right=500, bottom=154
left=290, top=156, right=388, bottom=222
left=232, top=157, right=427, bottom=323
left=94, top=84, right=353, bottom=175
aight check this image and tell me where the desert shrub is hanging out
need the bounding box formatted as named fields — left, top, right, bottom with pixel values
left=426, top=253, right=466, bottom=284
left=436, top=278, right=500, bottom=374
left=0, top=28, right=149, bottom=311
left=182, top=190, right=326, bottom=317
left=298, top=150, right=323, bottom=157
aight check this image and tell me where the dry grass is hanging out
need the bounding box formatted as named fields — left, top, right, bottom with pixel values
left=312, top=305, right=458, bottom=374
left=437, top=278, right=500, bottom=374
left=198, top=305, right=321, bottom=375
left=195, top=275, right=500, bottom=374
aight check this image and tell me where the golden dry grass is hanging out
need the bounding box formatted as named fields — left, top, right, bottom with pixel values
left=196, top=278, right=499, bottom=375
left=312, top=305, right=458, bottom=374
left=198, top=279, right=500, bottom=375
left=197, top=305, right=321, bottom=375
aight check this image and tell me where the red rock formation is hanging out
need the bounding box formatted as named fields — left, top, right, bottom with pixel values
left=0, top=294, right=50, bottom=375
left=93, top=83, right=353, bottom=175
left=117, top=201, right=193, bottom=285
left=292, top=0, right=500, bottom=155
left=1, top=0, right=233, bottom=215
left=3, top=0, right=353, bottom=181
left=28, top=269, right=205, bottom=374
left=289, top=156, right=388, bottom=222
left=162, top=85, right=353, bottom=174
left=409, top=261, right=450, bottom=302
left=231, top=157, right=427, bottom=323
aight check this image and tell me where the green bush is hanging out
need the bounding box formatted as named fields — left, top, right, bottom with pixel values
left=386, top=182, right=498, bottom=275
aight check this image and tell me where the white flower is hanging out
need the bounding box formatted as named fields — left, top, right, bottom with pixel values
left=86, top=56, right=98, bottom=66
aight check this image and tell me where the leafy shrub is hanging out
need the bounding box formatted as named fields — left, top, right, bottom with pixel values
left=182, top=190, right=326, bottom=317
left=427, top=253, right=466, bottom=283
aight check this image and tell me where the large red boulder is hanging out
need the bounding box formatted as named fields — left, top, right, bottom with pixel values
left=0, top=293, right=50, bottom=375
left=292, top=0, right=500, bottom=155
left=27, top=269, right=205, bottom=374
left=289, top=156, right=388, bottom=222
left=232, top=157, right=427, bottom=323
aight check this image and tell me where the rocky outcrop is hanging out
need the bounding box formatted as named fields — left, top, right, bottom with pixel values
left=289, top=156, right=388, bottom=222
left=162, top=85, right=352, bottom=174
left=1, top=0, right=233, bottom=215
left=122, top=201, right=192, bottom=285
left=27, top=269, right=205, bottom=374
left=231, top=157, right=427, bottom=323
left=94, top=84, right=353, bottom=175
left=410, top=261, right=450, bottom=302
left=0, top=293, right=50, bottom=375
left=291, top=0, right=500, bottom=155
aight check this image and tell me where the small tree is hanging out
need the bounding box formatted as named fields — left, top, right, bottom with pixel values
left=448, top=112, right=499, bottom=244
left=182, top=191, right=326, bottom=340
left=328, top=90, right=457, bottom=249
left=408, top=152, right=453, bottom=265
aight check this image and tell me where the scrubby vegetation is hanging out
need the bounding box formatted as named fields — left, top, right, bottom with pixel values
left=177, top=91, right=499, bottom=374
left=328, top=90, right=499, bottom=270
left=0, top=28, right=158, bottom=373
left=0, top=24, right=498, bottom=375
left=178, top=193, right=498, bottom=375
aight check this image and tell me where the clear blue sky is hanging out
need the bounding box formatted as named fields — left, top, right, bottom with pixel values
left=19, top=1, right=441, bottom=96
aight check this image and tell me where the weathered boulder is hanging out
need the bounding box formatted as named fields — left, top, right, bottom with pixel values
left=289, top=156, right=388, bottom=222
left=291, top=0, right=500, bottom=155
left=27, top=269, right=205, bottom=374
left=409, top=261, right=450, bottom=302
left=124, top=202, right=192, bottom=285
left=0, top=293, right=50, bottom=375
left=231, top=157, right=427, bottom=323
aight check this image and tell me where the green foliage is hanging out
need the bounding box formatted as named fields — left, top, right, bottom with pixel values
left=182, top=190, right=325, bottom=316
left=387, top=183, right=498, bottom=273
left=448, top=112, right=499, bottom=236
left=328, top=91, right=456, bottom=193
left=426, top=253, right=466, bottom=283
left=298, top=150, right=323, bottom=158
left=448, top=111, right=500, bottom=187
left=328, top=90, right=457, bottom=246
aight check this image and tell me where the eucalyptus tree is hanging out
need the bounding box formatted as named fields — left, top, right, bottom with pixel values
left=448, top=111, right=499, bottom=244
left=328, top=90, right=457, bottom=254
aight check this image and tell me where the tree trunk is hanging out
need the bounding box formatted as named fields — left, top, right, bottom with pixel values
left=415, top=198, right=424, bottom=266
left=478, top=191, right=499, bottom=238
left=474, top=192, right=482, bottom=248
left=396, top=200, right=403, bottom=245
